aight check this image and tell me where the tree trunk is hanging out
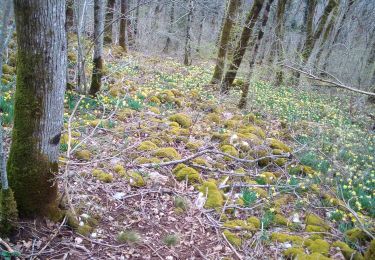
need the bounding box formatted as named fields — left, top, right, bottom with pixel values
left=104, top=0, right=115, bottom=44
left=163, top=1, right=175, bottom=53
left=301, top=0, right=337, bottom=64
left=211, top=0, right=240, bottom=84
left=0, top=1, right=14, bottom=79
left=184, top=0, right=194, bottom=66
left=119, top=0, right=128, bottom=52
left=221, top=0, right=265, bottom=93
left=66, top=0, right=74, bottom=33
left=89, top=0, right=105, bottom=96
left=274, top=0, right=287, bottom=86
left=8, top=0, right=67, bottom=217
left=322, top=0, right=355, bottom=71
left=239, top=0, right=274, bottom=109
left=134, top=0, right=140, bottom=38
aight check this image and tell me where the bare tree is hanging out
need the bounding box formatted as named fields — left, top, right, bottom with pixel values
left=89, top=0, right=106, bottom=96
left=8, top=0, right=67, bottom=217
left=104, top=0, right=116, bottom=44
left=119, top=0, right=128, bottom=52
left=221, top=0, right=265, bottom=93
left=163, top=1, right=175, bottom=53
left=184, top=0, right=194, bottom=66
left=239, top=0, right=274, bottom=109
left=211, top=0, right=240, bottom=84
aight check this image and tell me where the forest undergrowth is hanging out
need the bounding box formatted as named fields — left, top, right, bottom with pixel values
left=1, top=44, right=374, bottom=259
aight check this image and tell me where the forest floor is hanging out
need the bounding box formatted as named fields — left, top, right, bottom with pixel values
left=1, top=45, right=375, bottom=259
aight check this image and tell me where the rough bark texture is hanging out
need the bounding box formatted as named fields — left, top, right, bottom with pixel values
left=119, top=0, right=128, bottom=52
left=8, top=0, right=67, bottom=217
left=104, top=0, right=115, bottom=44
left=211, top=0, right=240, bottom=84
left=323, top=0, right=354, bottom=71
left=89, top=0, right=105, bottom=96
left=274, top=0, right=287, bottom=86
left=239, top=0, right=274, bottom=109
left=302, top=0, right=337, bottom=63
left=221, top=0, right=265, bottom=93
left=163, top=1, right=175, bottom=53
left=184, top=0, right=194, bottom=66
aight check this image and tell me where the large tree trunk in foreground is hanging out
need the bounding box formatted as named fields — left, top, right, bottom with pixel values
left=8, top=0, right=67, bottom=217
left=221, top=0, right=264, bottom=93
left=89, top=0, right=105, bottom=96
left=211, top=0, right=240, bottom=84
left=119, top=0, right=128, bottom=52
left=239, top=0, right=273, bottom=109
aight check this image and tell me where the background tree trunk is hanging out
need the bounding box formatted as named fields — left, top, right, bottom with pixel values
left=119, top=0, right=128, bottom=52
left=211, top=0, right=240, bottom=84
left=239, top=0, right=274, bottom=109
left=221, top=0, right=265, bottom=93
left=0, top=1, right=14, bottom=79
left=184, top=0, right=194, bottom=66
left=104, top=0, right=115, bottom=44
left=274, top=0, right=287, bottom=86
left=89, top=0, right=106, bottom=96
left=163, top=1, right=175, bottom=53
left=8, top=0, right=67, bottom=217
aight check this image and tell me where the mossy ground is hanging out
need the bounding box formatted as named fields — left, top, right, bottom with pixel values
left=1, top=46, right=374, bottom=258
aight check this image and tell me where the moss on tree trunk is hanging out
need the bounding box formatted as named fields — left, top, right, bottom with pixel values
left=221, top=0, right=264, bottom=93
left=8, top=0, right=66, bottom=217
left=211, top=0, right=240, bottom=84
left=119, top=0, right=128, bottom=52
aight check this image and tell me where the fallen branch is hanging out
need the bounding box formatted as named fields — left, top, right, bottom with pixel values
left=282, top=64, right=375, bottom=97
left=131, top=149, right=291, bottom=168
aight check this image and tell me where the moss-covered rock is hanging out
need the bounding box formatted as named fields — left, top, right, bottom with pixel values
left=305, top=213, right=330, bottom=231
left=126, top=171, right=145, bottom=187
left=174, top=166, right=201, bottom=184
left=158, top=90, right=175, bottom=103
left=283, top=247, right=305, bottom=258
left=223, top=219, right=256, bottom=231
left=169, top=113, right=192, bottom=128
left=113, top=164, right=126, bottom=176
left=288, top=164, right=316, bottom=176
left=332, top=241, right=364, bottom=260
left=364, top=239, right=375, bottom=260
left=137, top=141, right=158, bottom=151
left=305, top=239, right=330, bottom=255
left=247, top=216, right=261, bottom=229
left=238, top=125, right=266, bottom=139
left=199, top=180, right=224, bottom=209
left=223, top=230, right=241, bottom=247
left=75, top=149, right=91, bottom=161
left=92, top=169, right=113, bottom=183
left=220, top=145, right=239, bottom=159
left=345, top=228, right=369, bottom=243
left=205, top=113, right=221, bottom=123
left=274, top=214, right=289, bottom=226
left=260, top=172, right=276, bottom=184
left=271, top=233, right=304, bottom=246
left=77, top=224, right=93, bottom=236
left=154, top=147, right=181, bottom=160
left=267, top=138, right=291, bottom=153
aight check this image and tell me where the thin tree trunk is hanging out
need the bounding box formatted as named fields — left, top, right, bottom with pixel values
left=104, top=0, right=115, bottom=44
left=0, top=1, right=13, bottom=79
left=274, top=0, right=287, bottom=86
left=8, top=0, right=67, bottom=217
left=301, top=0, right=317, bottom=63
left=163, top=1, right=175, bottom=53
left=66, top=0, right=74, bottom=33
left=221, top=0, right=265, bottom=93
left=184, top=0, right=194, bottom=66
left=322, top=0, right=355, bottom=71
left=211, top=0, right=240, bottom=84
left=239, top=0, right=274, bottom=109
left=134, top=0, right=140, bottom=38
left=119, top=0, right=128, bottom=52
left=301, top=0, right=337, bottom=64
left=89, top=0, right=105, bottom=96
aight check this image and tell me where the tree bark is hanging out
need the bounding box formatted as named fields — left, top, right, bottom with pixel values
left=8, top=0, right=67, bottom=217
left=184, top=0, right=194, bottom=66
left=0, top=1, right=14, bottom=79
left=163, top=1, right=175, bottom=53
left=221, top=0, right=265, bottom=93
left=66, top=0, right=74, bottom=33
left=104, top=0, right=115, bottom=44
left=89, top=0, right=105, bottom=96
left=211, top=0, right=240, bottom=84
left=134, top=0, right=140, bottom=38
left=119, top=0, right=128, bottom=52
left=239, top=0, right=274, bottom=109
left=274, top=0, right=287, bottom=86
